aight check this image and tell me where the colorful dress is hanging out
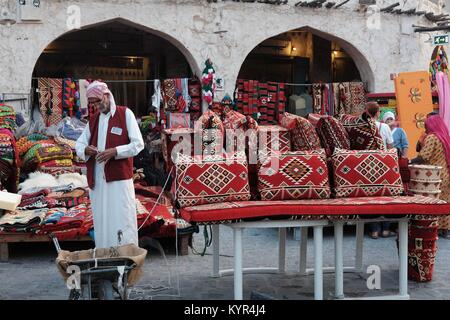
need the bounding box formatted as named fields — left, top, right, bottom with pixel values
left=419, top=134, right=450, bottom=229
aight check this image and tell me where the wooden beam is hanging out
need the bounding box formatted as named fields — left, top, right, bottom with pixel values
left=402, top=8, right=416, bottom=15
left=415, top=10, right=426, bottom=16
left=414, top=25, right=450, bottom=32
left=380, top=2, right=399, bottom=12
left=325, top=2, right=335, bottom=8
left=334, top=0, right=350, bottom=8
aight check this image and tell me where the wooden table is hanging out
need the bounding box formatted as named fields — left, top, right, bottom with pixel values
left=0, top=233, right=92, bottom=262
left=0, top=232, right=193, bottom=262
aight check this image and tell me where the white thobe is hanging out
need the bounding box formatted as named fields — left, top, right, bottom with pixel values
left=75, top=105, right=144, bottom=248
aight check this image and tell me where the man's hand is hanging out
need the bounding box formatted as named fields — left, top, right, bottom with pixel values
left=85, top=145, right=98, bottom=157
left=96, top=148, right=117, bottom=163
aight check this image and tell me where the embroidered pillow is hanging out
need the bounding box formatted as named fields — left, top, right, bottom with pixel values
left=175, top=152, right=251, bottom=208
left=257, top=125, right=291, bottom=161
left=337, top=113, right=385, bottom=150
left=332, top=148, right=404, bottom=198
left=315, top=116, right=350, bottom=156
left=279, top=112, right=321, bottom=151
left=194, top=110, right=224, bottom=156
left=161, top=128, right=195, bottom=171
left=258, top=149, right=331, bottom=201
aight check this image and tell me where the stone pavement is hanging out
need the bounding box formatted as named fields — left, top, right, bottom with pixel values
left=1, top=225, right=450, bottom=300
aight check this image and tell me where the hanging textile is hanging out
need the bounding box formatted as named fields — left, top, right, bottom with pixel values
left=350, top=82, right=366, bottom=115
left=162, top=79, right=178, bottom=113
left=151, top=80, right=162, bottom=120
left=322, top=84, right=329, bottom=115
left=78, top=80, right=89, bottom=118
left=62, top=78, right=77, bottom=118
left=38, top=78, right=63, bottom=127
left=312, top=84, right=323, bottom=114
left=333, top=83, right=343, bottom=115
left=436, top=71, right=450, bottom=129
left=339, top=82, right=352, bottom=115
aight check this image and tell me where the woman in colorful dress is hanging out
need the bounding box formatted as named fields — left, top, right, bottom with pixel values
left=411, top=115, right=450, bottom=238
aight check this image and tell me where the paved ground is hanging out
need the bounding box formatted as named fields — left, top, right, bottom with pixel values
left=1, top=225, right=450, bottom=300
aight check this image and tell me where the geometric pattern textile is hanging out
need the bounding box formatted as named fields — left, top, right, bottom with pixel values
left=175, top=152, right=251, bottom=208
left=278, top=112, right=322, bottom=151
left=315, top=116, right=351, bottom=156
left=257, top=125, right=291, bottom=161
left=179, top=195, right=450, bottom=224
left=331, top=148, right=404, bottom=198
left=258, top=150, right=331, bottom=200
left=338, top=113, right=385, bottom=151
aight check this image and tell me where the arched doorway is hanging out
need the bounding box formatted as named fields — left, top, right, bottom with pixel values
left=238, top=27, right=373, bottom=90
left=32, top=19, right=196, bottom=117
left=236, top=27, right=374, bottom=121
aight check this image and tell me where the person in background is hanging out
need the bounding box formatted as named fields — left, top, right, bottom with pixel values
left=410, top=115, right=450, bottom=239
left=364, top=102, right=396, bottom=238
left=383, top=111, right=409, bottom=158
left=416, top=112, right=439, bottom=153
left=365, top=102, right=394, bottom=150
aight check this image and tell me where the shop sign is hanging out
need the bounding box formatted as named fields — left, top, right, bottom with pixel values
left=434, top=35, right=449, bottom=45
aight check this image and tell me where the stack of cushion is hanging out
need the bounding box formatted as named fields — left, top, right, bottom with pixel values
left=174, top=111, right=405, bottom=208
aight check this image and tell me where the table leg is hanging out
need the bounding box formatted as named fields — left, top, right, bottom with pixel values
left=334, top=222, right=344, bottom=299
left=234, top=227, right=243, bottom=300
left=313, top=225, right=323, bottom=300
left=355, top=222, right=364, bottom=272
left=398, top=220, right=408, bottom=297
left=279, top=228, right=286, bottom=273
left=299, top=227, right=308, bottom=274
left=212, top=224, right=220, bottom=277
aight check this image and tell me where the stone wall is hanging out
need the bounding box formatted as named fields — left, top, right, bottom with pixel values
left=0, top=0, right=441, bottom=103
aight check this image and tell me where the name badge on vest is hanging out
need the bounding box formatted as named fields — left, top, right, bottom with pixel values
left=111, top=127, right=123, bottom=136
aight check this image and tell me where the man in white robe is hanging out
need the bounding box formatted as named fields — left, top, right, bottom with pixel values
left=76, top=81, right=144, bottom=248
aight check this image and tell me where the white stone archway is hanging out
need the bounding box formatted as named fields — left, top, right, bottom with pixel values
left=30, top=17, right=202, bottom=88
left=231, top=26, right=376, bottom=95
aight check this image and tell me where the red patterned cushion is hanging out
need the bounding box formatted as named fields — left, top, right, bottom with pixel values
left=258, top=150, right=331, bottom=200
left=194, top=110, right=224, bottom=156
left=257, top=125, right=291, bottom=160
left=316, top=116, right=350, bottom=156
left=175, top=152, right=251, bottom=208
left=279, top=112, right=321, bottom=151
left=307, top=113, right=323, bottom=127
left=337, top=113, right=385, bottom=150
left=161, top=128, right=195, bottom=171
left=223, top=109, right=247, bottom=130
left=332, top=148, right=404, bottom=198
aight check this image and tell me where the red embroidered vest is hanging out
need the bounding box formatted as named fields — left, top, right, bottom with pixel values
left=86, top=105, right=133, bottom=189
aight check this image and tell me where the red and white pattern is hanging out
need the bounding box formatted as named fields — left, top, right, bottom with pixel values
left=332, top=148, right=404, bottom=198
left=161, top=128, right=195, bottom=171
left=175, top=152, right=251, bottom=208
left=257, top=125, right=291, bottom=160
left=179, top=195, right=450, bottom=224
left=194, top=110, right=224, bottom=156
left=223, top=109, right=247, bottom=130
left=279, top=112, right=321, bottom=151
left=316, top=116, right=351, bottom=156
left=338, top=114, right=385, bottom=150
left=258, top=150, right=330, bottom=200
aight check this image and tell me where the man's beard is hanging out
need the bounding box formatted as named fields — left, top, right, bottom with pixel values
left=99, top=101, right=110, bottom=114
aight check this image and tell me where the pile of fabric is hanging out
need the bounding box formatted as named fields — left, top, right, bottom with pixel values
left=17, top=134, right=74, bottom=173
